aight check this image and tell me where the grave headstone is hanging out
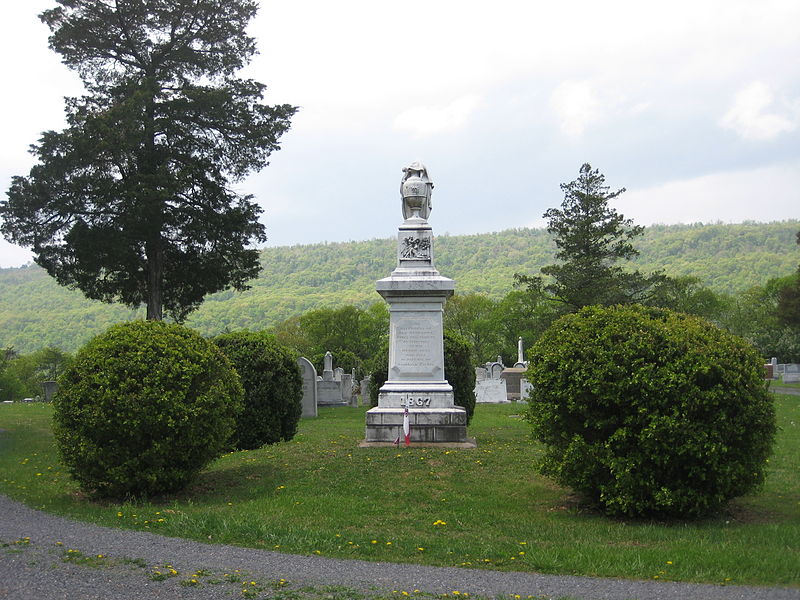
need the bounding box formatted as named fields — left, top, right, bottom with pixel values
left=500, top=367, right=527, bottom=401
left=783, top=363, right=800, bottom=383
left=42, top=381, right=58, bottom=403
left=297, top=357, right=318, bottom=418
left=322, top=351, right=334, bottom=382
left=341, top=373, right=354, bottom=404
left=475, top=359, right=509, bottom=403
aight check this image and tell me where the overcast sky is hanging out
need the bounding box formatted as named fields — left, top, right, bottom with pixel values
left=1, top=0, right=799, bottom=268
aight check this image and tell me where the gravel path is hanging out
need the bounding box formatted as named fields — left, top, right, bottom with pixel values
left=1, top=495, right=797, bottom=600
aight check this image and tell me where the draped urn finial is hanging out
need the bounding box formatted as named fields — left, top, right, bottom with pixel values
left=400, top=161, right=433, bottom=221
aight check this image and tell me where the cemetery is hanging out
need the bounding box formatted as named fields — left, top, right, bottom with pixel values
left=1, top=161, right=798, bottom=594
left=0, top=2, right=799, bottom=598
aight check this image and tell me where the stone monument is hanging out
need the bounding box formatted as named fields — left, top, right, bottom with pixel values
left=363, top=162, right=473, bottom=445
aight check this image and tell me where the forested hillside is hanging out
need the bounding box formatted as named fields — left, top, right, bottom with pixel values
left=1, top=221, right=797, bottom=353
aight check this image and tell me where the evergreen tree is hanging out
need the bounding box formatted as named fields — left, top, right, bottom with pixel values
left=517, top=163, right=664, bottom=310
left=1, top=1, right=296, bottom=321
left=776, top=231, right=800, bottom=328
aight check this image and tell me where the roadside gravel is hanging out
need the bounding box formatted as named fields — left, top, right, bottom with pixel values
left=1, top=495, right=798, bottom=600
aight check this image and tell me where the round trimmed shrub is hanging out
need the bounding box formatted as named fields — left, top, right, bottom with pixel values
left=53, top=321, right=243, bottom=499
left=214, top=331, right=302, bottom=450
left=526, top=305, right=777, bottom=518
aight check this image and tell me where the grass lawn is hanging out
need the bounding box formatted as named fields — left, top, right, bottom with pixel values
left=1, top=397, right=798, bottom=587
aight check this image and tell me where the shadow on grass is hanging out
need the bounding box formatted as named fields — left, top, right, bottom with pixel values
left=543, top=488, right=786, bottom=529
left=174, top=458, right=288, bottom=503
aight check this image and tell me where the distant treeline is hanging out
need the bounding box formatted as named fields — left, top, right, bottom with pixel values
left=1, top=221, right=798, bottom=354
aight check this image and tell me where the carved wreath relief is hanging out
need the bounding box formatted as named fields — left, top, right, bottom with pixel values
left=400, top=235, right=431, bottom=259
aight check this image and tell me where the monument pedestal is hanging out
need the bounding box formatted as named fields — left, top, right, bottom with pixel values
left=363, top=164, right=472, bottom=446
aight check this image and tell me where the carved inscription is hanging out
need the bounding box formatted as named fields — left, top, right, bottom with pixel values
left=394, top=321, right=437, bottom=371
left=401, top=396, right=431, bottom=407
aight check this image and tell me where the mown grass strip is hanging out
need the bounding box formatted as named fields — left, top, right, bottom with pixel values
left=1, top=398, right=798, bottom=586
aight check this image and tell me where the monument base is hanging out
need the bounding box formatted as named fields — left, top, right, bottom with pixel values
left=363, top=407, right=470, bottom=444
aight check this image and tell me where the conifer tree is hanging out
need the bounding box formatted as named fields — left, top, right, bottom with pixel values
left=1, top=0, right=296, bottom=321
left=517, top=163, right=663, bottom=310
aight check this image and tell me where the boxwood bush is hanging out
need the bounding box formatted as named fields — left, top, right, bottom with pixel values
left=214, top=330, right=302, bottom=450
left=53, top=321, right=243, bottom=499
left=526, top=305, right=777, bottom=518
left=444, top=329, right=476, bottom=424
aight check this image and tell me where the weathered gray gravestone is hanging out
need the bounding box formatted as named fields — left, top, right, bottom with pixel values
left=318, top=351, right=346, bottom=406
left=42, top=381, right=58, bottom=403
left=322, top=351, right=334, bottom=381
left=363, top=161, right=472, bottom=446
left=297, top=357, right=318, bottom=418
left=341, top=373, right=353, bottom=404
left=783, top=363, right=800, bottom=383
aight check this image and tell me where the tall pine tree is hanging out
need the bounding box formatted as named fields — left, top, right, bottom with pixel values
left=517, top=163, right=664, bottom=310
left=1, top=0, right=296, bottom=320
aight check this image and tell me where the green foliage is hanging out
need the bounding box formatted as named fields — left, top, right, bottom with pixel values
left=526, top=305, right=777, bottom=518
left=309, top=350, right=362, bottom=380
left=518, top=163, right=665, bottom=309
left=443, top=330, right=476, bottom=424
left=718, top=273, right=800, bottom=362
left=366, top=341, right=389, bottom=408
left=53, top=321, right=243, bottom=498
left=0, top=221, right=798, bottom=354
left=777, top=273, right=800, bottom=328
left=0, top=347, right=72, bottom=400
left=1, top=0, right=295, bottom=320
left=443, top=293, right=502, bottom=362
left=214, top=331, right=302, bottom=450
left=644, top=275, right=727, bottom=319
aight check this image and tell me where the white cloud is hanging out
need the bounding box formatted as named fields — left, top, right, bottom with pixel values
left=393, top=95, right=482, bottom=138
left=615, top=161, right=800, bottom=225
left=550, top=81, right=602, bottom=139
left=719, top=82, right=798, bottom=141
left=0, top=239, right=33, bottom=269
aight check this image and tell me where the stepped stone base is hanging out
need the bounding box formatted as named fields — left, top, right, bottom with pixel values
left=363, top=407, right=471, bottom=444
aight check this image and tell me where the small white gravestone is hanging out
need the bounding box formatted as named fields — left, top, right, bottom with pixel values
left=475, top=358, right=509, bottom=403
left=297, top=357, right=318, bottom=418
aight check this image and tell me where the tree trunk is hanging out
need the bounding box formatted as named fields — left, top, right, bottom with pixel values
left=146, top=241, right=163, bottom=321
